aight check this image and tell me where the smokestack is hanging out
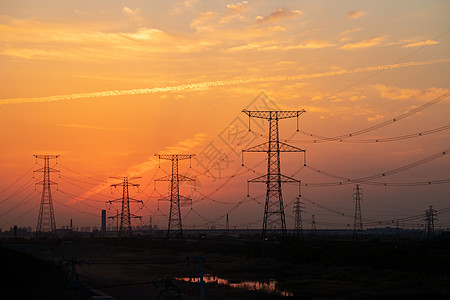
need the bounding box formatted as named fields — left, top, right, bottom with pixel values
left=101, top=210, right=106, bottom=232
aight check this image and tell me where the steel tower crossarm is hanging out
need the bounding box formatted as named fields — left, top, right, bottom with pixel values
left=243, top=141, right=306, bottom=153
left=156, top=154, right=195, bottom=161
left=242, top=110, right=306, bottom=120
left=155, top=174, right=195, bottom=182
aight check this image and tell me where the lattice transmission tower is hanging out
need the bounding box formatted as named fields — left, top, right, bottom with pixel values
left=424, top=205, right=438, bottom=237
left=155, top=154, right=195, bottom=240
left=107, top=177, right=142, bottom=237
left=34, top=154, right=60, bottom=237
left=242, top=109, right=306, bottom=243
left=353, top=184, right=363, bottom=235
left=293, top=196, right=304, bottom=236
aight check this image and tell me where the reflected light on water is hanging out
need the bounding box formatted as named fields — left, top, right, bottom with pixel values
left=177, top=275, right=293, bottom=297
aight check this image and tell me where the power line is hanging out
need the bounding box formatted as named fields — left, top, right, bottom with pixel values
left=0, top=189, right=39, bottom=217
left=290, top=124, right=450, bottom=144
left=306, top=29, right=450, bottom=104
left=0, top=164, right=36, bottom=196
left=54, top=197, right=101, bottom=218
left=57, top=163, right=105, bottom=183
left=59, top=177, right=111, bottom=198
left=300, top=148, right=449, bottom=187
left=0, top=203, right=40, bottom=227
left=297, top=90, right=450, bottom=143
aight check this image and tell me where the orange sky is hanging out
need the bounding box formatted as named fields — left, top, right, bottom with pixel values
left=1, top=0, right=449, bottom=231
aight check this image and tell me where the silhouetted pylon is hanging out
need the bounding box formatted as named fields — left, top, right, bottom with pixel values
left=424, top=205, right=438, bottom=237
left=242, top=110, right=306, bottom=243
left=107, top=177, right=142, bottom=237
left=293, top=196, right=304, bottom=236
left=311, top=214, right=316, bottom=233
left=34, top=154, right=59, bottom=237
left=353, top=184, right=363, bottom=235
left=155, top=154, right=195, bottom=240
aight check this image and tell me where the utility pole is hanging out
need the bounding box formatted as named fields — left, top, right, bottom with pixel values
left=242, top=109, right=306, bottom=243
left=424, top=205, right=438, bottom=238
left=60, top=257, right=89, bottom=300
left=34, top=154, right=59, bottom=237
left=353, top=184, right=363, bottom=236
left=107, top=177, right=142, bottom=238
left=155, top=154, right=195, bottom=240
left=293, top=196, right=304, bottom=236
left=187, top=256, right=206, bottom=300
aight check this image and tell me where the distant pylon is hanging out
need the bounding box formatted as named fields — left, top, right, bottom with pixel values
left=293, top=196, right=304, bottom=236
left=226, top=214, right=230, bottom=239
left=155, top=154, right=195, bottom=240
left=242, top=109, right=306, bottom=243
left=34, top=155, right=59, bottom=237
left=311, top=214, right=316, bottom=232
left=107, top=177, right=142, bottom=237
left=353, top=184, right=363, bottom=235
left=424, top=205, right=438, bottom=237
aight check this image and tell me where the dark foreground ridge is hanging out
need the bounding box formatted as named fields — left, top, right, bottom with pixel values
left=2, top=233, right=450, bottom=299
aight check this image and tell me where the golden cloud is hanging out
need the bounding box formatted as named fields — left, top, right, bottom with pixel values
left=340, top=35, right=385, bottom=49
left=190, top=11, right=220, bottom=32
left=371, top=84, right=449, bottom=101
left=286, top=40, right=336, bottom=49
left=403, top=39, right=439, bottom=48
left=254, top=8, right=303, bottom=24
left=347, top=10, right=367, bottom=19
left=367, top=114, right=384, bottom=122
left=226, top=1, right=249, bottom=15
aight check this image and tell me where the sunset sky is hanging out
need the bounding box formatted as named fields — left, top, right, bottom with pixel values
left=1, top=0, right=449, bottom=232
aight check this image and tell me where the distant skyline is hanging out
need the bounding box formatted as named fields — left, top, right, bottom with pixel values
left=1, top=0, right=449, bottom=232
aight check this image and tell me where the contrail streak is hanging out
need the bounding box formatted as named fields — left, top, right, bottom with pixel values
left=1, top=58, right=449, bottom=106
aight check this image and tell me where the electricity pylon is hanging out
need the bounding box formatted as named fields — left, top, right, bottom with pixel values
left=107, top=177, right=142, bottom=237
left=242, top=110, right=306, bottom=243
left=293, top=196, right=304, bottom=236
left=424, top=205, right=438, bottom=237
left=155, top=154, right=195, bottom=240
left=34, top=154, right=59, bottom=237
left=353, top=184, right=363, bottom=235
left=311, top=214, right=316, bottom=232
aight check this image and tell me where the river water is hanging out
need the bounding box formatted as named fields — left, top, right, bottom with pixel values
left=177, top=274, right=294, bottom=297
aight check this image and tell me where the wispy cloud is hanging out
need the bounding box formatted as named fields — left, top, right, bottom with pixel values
left=2, top=58, right=449, bottom=106
left=0, top=17, right=218, bottom=61
left=286, top=40, right=336, bottom=50
left=347, top=10, right=367, bottom=19
left=122, top=6, right=142, bottom=17
left=402, top=39, right=439, bottom=48
left=254, top=8, right=303, bottom=24
left=170, top=0, right=199, bottom=15
left=226, top=1, right=249, bottom=15
left=371, top=84, right=449, bottom=101
left=226, top=39, right=335, bottom=52
left=190, top=11, right=220, bottom=32
left=367, top=114, right=384, bottom=122
left=57, top=123, right=131, bottom=131
left=340, top=35, right=385, bottom=49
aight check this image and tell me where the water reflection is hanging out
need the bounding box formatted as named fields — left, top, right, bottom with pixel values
left=177, top=275, right=293, bottom=297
